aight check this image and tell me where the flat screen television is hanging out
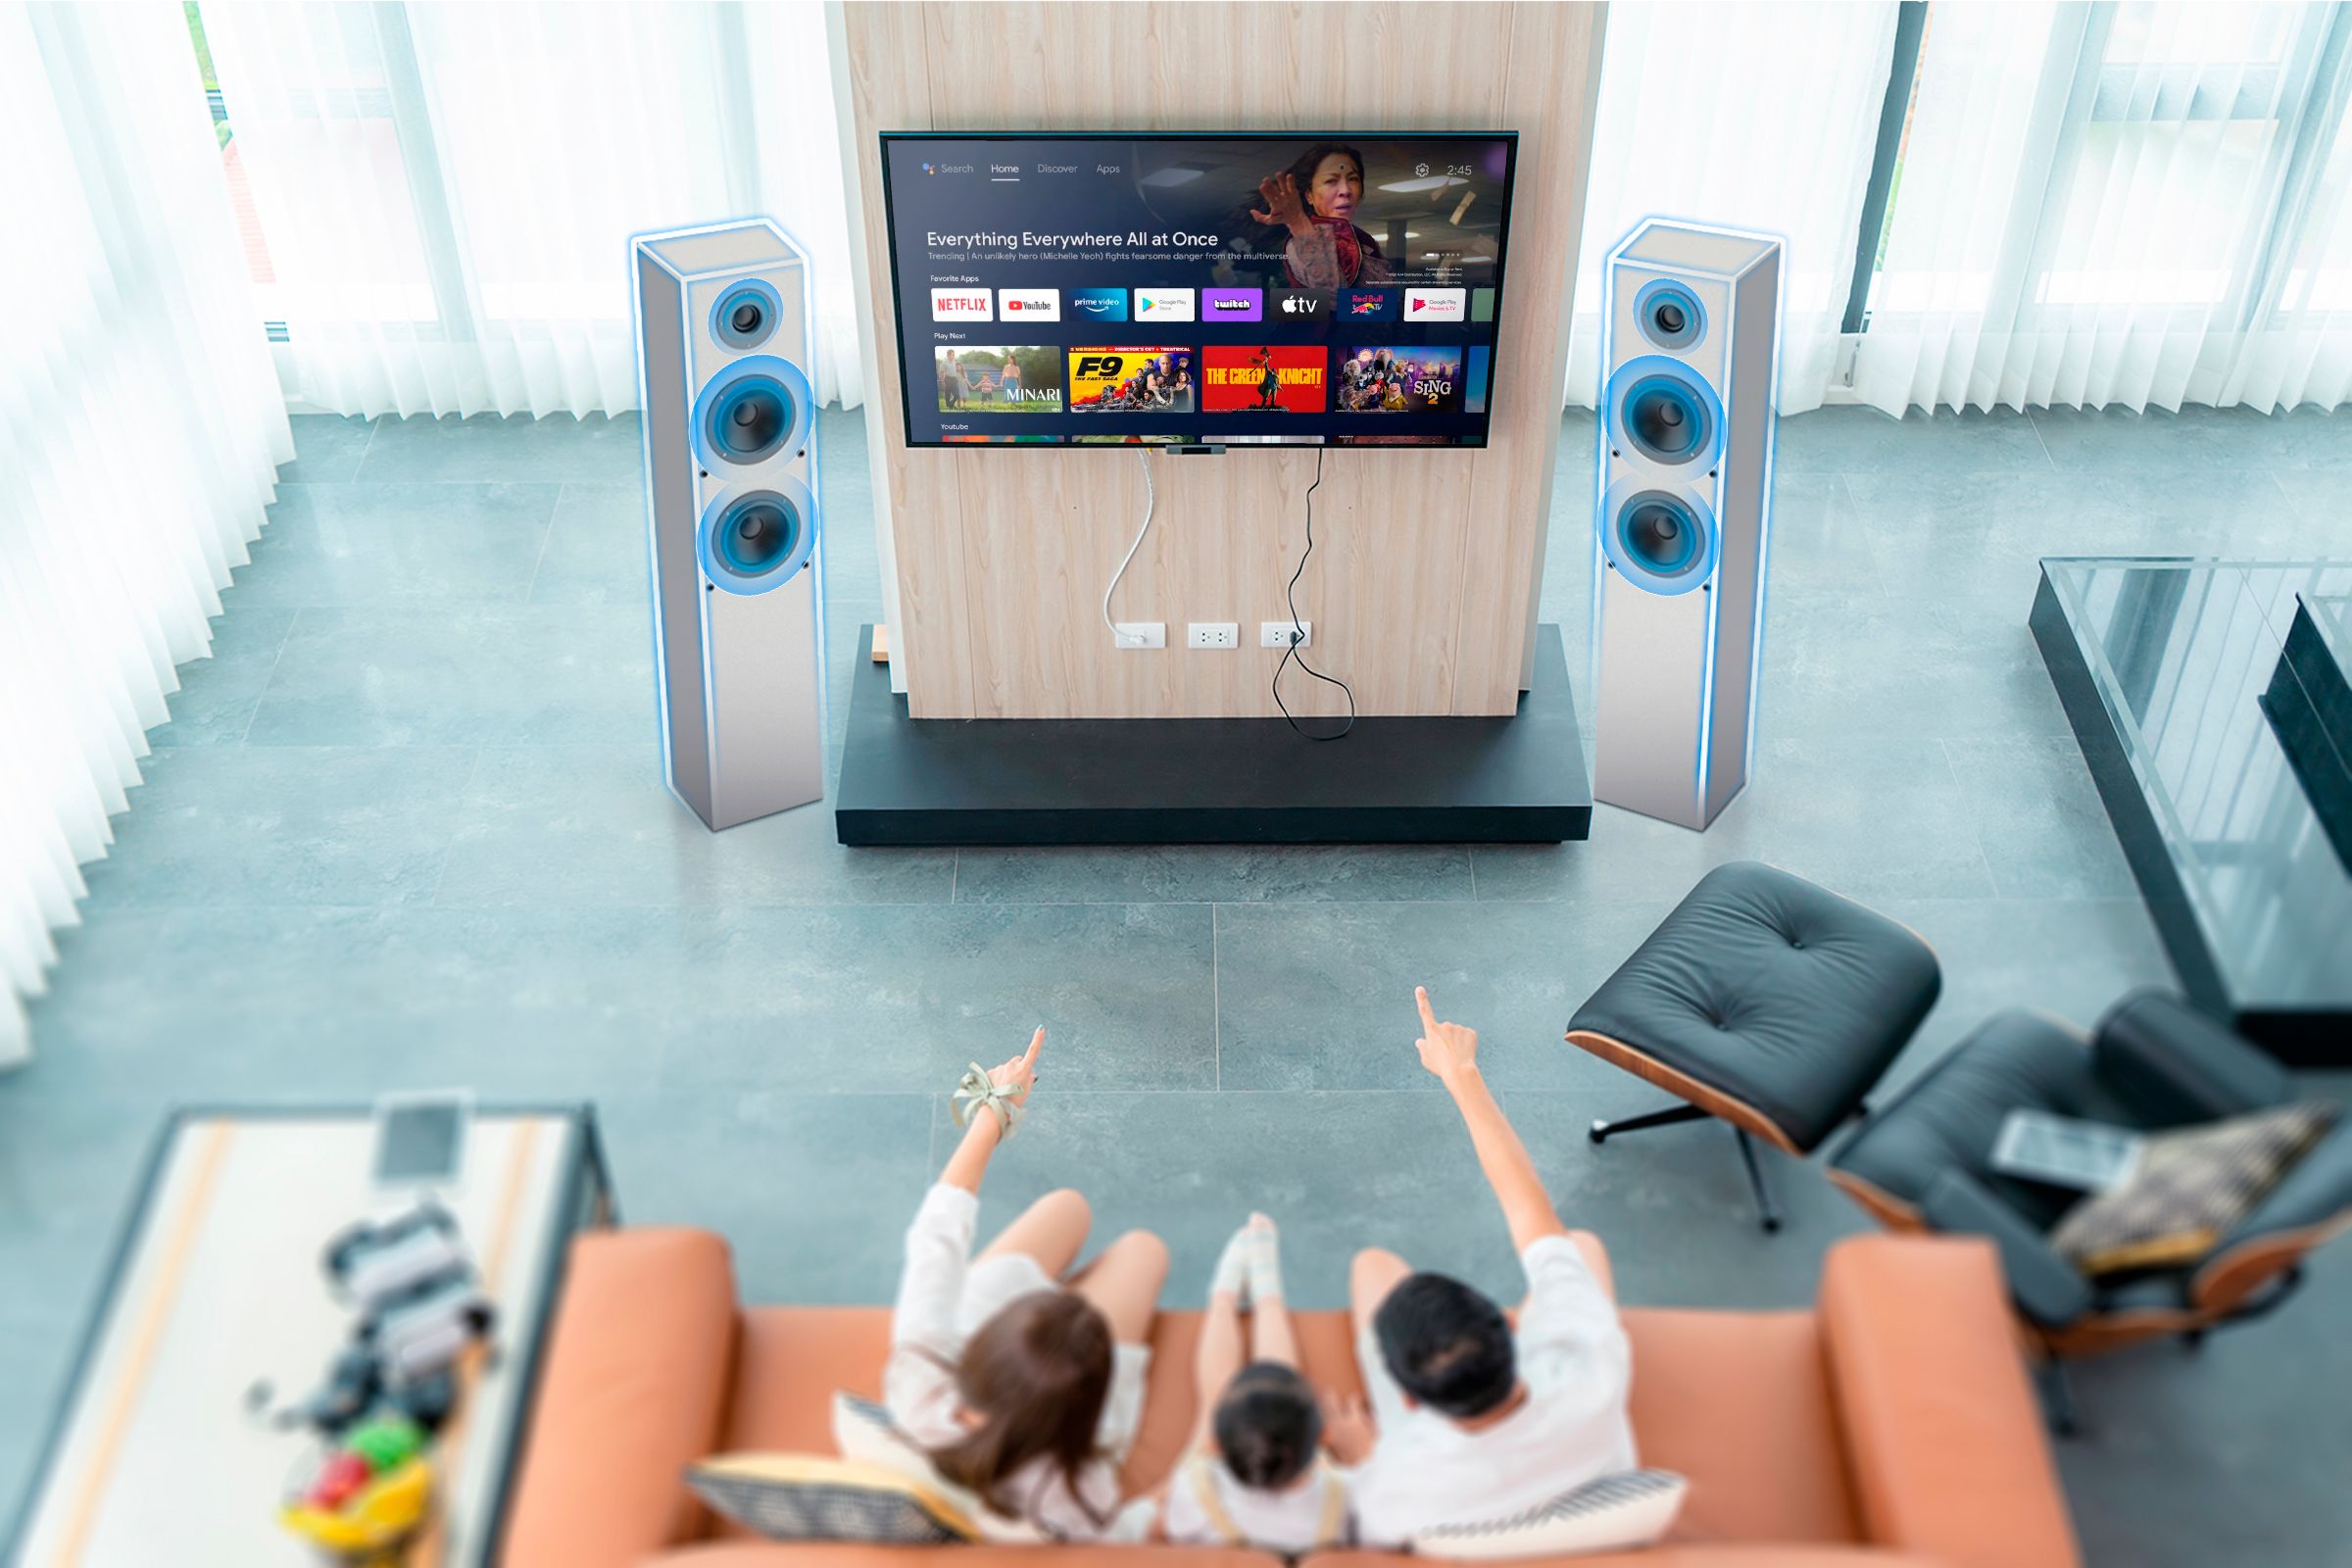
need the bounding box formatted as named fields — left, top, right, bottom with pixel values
left=878, top=132, right=1519, bottom=449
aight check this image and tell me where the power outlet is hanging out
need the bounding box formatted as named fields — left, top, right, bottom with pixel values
left=1187, top=621, right=1240, bottom=651
left=1112, top=621, right=1165, bottom=650
left=1260, top=620, right=1312, bottom=650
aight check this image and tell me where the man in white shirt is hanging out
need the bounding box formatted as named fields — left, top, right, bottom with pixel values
left=1340, top=987, right=1637, bottom=1546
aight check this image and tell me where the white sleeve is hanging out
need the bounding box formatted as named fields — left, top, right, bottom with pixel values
left=883, top=1184, right=979, bottom=1439
left=1515, top=1234, right=1631, bottom=1391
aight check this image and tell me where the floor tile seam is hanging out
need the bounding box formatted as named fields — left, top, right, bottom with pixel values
left=1934, top=734, right=2014, bottom=899
left=233, top=610, right=303, bottom=745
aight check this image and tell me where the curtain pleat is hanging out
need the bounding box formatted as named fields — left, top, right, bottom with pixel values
left=1859, top=1, right=2352, bottom=415
left=0, top=2, right=292, bottom=1065
left=1564, top=1, right=1900, bottom=414
left=205, top=0, right=863, bottom=418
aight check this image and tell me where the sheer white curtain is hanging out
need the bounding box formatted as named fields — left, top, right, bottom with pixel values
left=0, top=2, right=291, bottom=1066
left=202, top=0, right=860, bottom=418
left=1565, top=1, right=1899, bottom=413
left=1856, top=1, right=2352, bottom=414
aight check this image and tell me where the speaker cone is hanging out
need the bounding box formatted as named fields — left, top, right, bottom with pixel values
left=1620, top=374, right=1712, bottom=467
left=1635, top=279, right=1704, bottom=351
left=1599, top=477, right=1719, bottom=596
left=717, top=494, right=799, bottom=577
left=710, top=279, right=783, bottom=351
left=706, top=378, right=795, bottom=465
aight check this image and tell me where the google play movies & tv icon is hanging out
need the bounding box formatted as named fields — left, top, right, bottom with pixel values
left=878, top=131, right=1517, bottom=449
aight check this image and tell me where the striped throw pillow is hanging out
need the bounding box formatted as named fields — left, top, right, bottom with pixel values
left=1408, top=1469, right=1688, bottom=1560
left=2050, top=1102, right=2339, bottom=1275
left=686, top=1452, right=979, bottom=1544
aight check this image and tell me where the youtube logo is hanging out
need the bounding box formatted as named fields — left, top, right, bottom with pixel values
left=997, top=288, right=1059, bottom=321
left=930, top=287, right=993, bottom=322
left=1404, top=287, right=1467, bottom=322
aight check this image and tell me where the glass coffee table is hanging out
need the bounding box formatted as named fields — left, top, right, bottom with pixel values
left=8, top=1104, right=612, bottom=1567
left=2034, top=558, right=2352, bottom=1062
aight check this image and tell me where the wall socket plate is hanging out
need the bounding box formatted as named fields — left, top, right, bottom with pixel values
left=1260, top=620, right=1312, bottom=650
left=1112, top=621, right=1165, bottom=649
left=1187, top=621, right=1240, bottom=650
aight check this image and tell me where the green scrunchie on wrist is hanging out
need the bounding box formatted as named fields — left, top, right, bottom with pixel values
left=951, top=1062, right=1025, bottom=1139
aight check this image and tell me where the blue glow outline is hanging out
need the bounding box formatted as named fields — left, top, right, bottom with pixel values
left=1602, top=217, right=1785, bottom=827
left=626, top=217, right=822, bottom=821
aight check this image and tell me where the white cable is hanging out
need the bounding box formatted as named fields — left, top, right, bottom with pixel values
left=1102, top=447, right=1156, bottom=642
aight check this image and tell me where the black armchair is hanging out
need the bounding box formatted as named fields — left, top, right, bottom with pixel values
left=1829, top=990, right=2351, bottom=1358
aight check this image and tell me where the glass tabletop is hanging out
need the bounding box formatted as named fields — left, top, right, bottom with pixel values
left=2041, top=557, right=2352, bottom=1013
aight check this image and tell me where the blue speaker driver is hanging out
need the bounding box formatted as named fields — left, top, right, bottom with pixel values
left=699, top=477, right=817, bottom=596
left=1603, top=354, right=1725, bottom=473
left=710, top=277, right=784, bottom=351
left=1599, top=475, right=1718, bottom=596
left=1633, top=277, right=1705, bottom=351
left=690, top=354, right=813, bottom=471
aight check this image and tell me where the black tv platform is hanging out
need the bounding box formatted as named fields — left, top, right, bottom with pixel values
left=835, top=624, right=1592, bottom=847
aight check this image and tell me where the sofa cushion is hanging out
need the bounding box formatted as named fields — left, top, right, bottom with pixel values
left=502, top=1228, right=738, bottom=1568
left=1623, top=1309, right=1860, bottom=1545
left=1568, top=863, right=1940, bottom=1152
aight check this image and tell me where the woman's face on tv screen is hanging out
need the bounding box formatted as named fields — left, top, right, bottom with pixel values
left=1309, top=154, right=1362, bottom=220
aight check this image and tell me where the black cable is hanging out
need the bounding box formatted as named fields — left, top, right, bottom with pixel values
left=1272, top=445, right=1355, bottom=741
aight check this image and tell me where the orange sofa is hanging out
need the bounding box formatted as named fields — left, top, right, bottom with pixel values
left=501, top=1229, right=2079, bottom=1568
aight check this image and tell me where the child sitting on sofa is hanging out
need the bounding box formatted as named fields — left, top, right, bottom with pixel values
left=1155, top=1214, right=1361, bottom=1552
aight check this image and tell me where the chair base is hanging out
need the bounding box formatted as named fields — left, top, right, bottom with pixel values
left=1590, top=1103, right=1783, bottom=1233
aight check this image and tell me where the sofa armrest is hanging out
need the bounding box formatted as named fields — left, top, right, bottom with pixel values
left=2093, top=990, right=2291, bottom=1125
left=502, top=1228, right=740, bottom=1568
left=1920, top=1169, right=2091, bottom=1330
left=1818, top=1235, right=2080, bottom=1568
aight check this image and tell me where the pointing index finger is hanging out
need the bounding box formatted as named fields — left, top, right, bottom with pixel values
left=1023, top=1027, right=1045, bottom=1068
left=1415, top=986, right=1441, bottom=1035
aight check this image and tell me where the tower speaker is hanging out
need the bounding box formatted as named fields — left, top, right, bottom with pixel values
left=1592, top=220, right=1782, bottom=830
left=633, top=220, right=823, bottom=830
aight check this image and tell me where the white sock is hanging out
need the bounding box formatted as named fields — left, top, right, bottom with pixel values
left=1210, top=1222, right=1253, bottom=1303
left=1246, top=1212, right=1285, bottom=1304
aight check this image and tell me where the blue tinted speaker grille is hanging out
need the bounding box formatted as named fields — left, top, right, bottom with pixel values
left=690, top=355, right=813, bottom=473
left=710, top=278, right=783, bottom=351
left=1633, top=277, right=1705, bottom=352
left=1603, top=355, right=1725, bottom=474
left=699, top=477, right=817, bottom=596
left=1599, top=477, right=1719, bottom=596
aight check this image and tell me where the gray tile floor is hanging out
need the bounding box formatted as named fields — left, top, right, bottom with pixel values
left=5, top=404, right=2349, bottom=1564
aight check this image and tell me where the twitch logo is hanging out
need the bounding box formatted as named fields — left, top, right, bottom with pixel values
left=1274, top=290, right=1329, bottom=321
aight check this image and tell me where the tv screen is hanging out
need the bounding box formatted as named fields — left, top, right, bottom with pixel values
left=879, top=132, right=1519, bottom=449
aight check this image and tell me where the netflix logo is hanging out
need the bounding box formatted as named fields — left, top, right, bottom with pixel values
left=931, top=287, right=993, bottom=322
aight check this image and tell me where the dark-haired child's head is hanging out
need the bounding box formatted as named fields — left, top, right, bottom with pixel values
left=1373, top=1272, right=1517, bottom=1419
left=1214, top=1362, right=1324, bottom=1490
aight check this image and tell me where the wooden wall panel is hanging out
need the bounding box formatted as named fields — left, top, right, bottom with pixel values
left=839, top=2, right=1606, bottom=719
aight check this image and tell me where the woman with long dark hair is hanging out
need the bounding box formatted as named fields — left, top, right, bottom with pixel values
left=884, top=1029, right=1169, bottom=1538
left=1249, top=142, right=1393, bottom=291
